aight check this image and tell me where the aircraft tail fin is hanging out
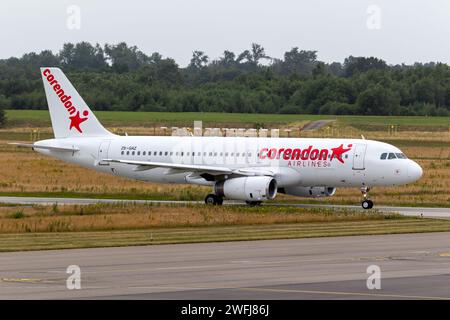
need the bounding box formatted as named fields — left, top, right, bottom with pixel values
left=40, top=67, right=113, bottom=138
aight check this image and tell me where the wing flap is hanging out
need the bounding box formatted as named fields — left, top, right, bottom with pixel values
left=103, top=159, right=276, bottom=177
left=102, top=159, right=233, bottom=174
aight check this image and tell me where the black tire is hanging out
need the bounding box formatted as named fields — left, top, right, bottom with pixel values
left=362, top=200, right=372, bottom=209
left=205, top=194, right=217, bottom=205
left=205, top=194, right=223, bottom=205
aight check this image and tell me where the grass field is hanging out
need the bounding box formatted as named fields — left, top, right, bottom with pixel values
left=0, top=110, right=449, bottom=251
left=3, top=219, right=450, bottom=252
left=5, top=109, right=450, bottom=129
left=1, top=203, right=450, bottom=252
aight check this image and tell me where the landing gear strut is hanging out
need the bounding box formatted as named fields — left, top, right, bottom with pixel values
left=360, top=186, right=373, bottom=209
left=204, top=194, right=223, bottom=205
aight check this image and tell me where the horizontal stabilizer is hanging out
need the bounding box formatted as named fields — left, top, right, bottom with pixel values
left=9, top=143, right=79, bottom=152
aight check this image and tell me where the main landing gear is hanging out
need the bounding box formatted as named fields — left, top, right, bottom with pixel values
left=204, top=194, right=262, bottom=206
left=204, top=194, right=223, bottom=205
left=360, top=186, right=373, bottom=209
left=245, top=201, right=262, bottom=206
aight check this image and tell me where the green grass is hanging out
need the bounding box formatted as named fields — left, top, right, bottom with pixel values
left=380, top=139, right=450, bottom=148
left=5, top=110, right=450, bottom=128
left=338, top=115, right=450, bottom=126
left=0, top=218, right=449, bottom=252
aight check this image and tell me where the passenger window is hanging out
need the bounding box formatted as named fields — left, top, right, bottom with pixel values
left=153, top=151, right=157, bottom=156
left=388, top=153, right=397, bottom=159
left=137, top=151, right=140, bottom=156
left=165, top=151, right=168, bottom=156
left=143, top=151, right=146, bottom=156
left=132, top=151, right=135, bottom=156
left=380, top=153, right=387, bottom=160
left=126, top=151, right=130, bottom=155
left=121, top=151, right=124, bottom=155
left=159, top=151, right=162, bottom=156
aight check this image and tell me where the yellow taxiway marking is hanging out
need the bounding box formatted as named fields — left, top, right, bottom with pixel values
left=0, top=278, right=42, bottom=283
left=439, top=252, right=450, bottom=257
left=237, top=287, right=450, bottom=300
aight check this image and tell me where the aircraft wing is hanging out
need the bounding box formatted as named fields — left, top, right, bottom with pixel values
left=102, top=159, right=275, bottom=176
left=8, top=143, right=79, bottom=152
left=102, top=159, right=233, bottom=174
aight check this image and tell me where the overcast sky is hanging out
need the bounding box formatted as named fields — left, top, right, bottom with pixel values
left=1, top=0, right=449, bottom=66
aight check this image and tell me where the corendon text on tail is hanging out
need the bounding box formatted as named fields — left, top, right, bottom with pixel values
left=42, top=68, right=89, bottom=133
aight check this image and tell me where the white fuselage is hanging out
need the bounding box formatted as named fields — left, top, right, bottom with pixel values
left=34, top=135, right=423, bottom=190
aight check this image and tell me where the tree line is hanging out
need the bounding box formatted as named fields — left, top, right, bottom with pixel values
left=0, top=41, right=449, bottom=125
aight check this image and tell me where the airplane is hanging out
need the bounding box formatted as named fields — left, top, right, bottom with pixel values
left=10, top=68, right=423, bottom=209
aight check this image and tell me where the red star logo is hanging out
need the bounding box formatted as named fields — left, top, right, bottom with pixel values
left=69, top=110, right=88, bottom=133
left=330, top=144, right=352, bottom=163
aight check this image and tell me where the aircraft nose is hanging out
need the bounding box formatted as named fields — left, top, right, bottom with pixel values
left=408, top=161, right=423, bottom=182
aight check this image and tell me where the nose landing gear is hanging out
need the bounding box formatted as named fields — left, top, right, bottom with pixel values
left=361, top=187, right=373, bottom=209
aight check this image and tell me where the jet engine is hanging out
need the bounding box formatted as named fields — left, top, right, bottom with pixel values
left=215, top=176, right=277, bottom=201
left=279, top=186, right=336, bottom=198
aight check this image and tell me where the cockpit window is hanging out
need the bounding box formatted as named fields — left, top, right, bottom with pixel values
left=388, top=153, right=397, bottom=159
left=395, top=153, right=407, bottom=159
left=380, top=153, right=387, bottom=160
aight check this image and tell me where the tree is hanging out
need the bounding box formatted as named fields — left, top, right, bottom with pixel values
left=343, top=56, right=387, bottom=77
left=59, top=42, right=107, bottom=70
left=312, top=62, right=326, bottom=77
left=219, top=50, right=236, bottom=67
left=104, top=42, right=149, bottom=72
left=0, top=106, right=4, bottom=126
left=188, top=51, right=209, bottom=69
left=0, top=41, right=449, bottom=116
left=357, top=85, right=400, bottom=115
left=21, top=50, right=60, bottom=69
left=249, top=43, right=267, bottom=65
left=273, top=47, right=318, bottom=75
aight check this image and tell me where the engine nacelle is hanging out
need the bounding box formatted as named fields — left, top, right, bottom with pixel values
left=280, top=186, right=336, bottom=198
left=215, top=176, right=277, bottom=201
